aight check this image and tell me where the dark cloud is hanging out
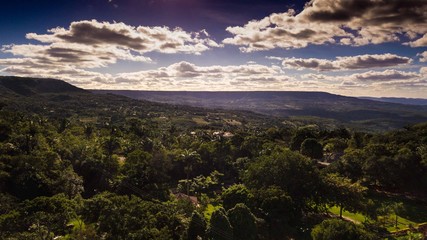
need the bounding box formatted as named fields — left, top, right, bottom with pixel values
left=45, top=47, right=93, bottom=62
left=303, top=0, right=427, bottom=25
left=56, top=21, right=149, bottom=50
left=304, top=0, right=372, bottom=22
left=340, top=54, right=412, bottom=70
left=352, top=70, right=420, bottom=82
left=25, top=20, right=220, bottom=57
left=160, top=42, right=182, bottom=50
left=225, top=0, right=427, bottom=50
left=283, top=58, right=336, bottom=71
left=282, top=54, right=412, bottom=71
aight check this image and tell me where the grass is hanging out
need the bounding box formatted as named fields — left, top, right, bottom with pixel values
left=327, top=190, right=427, bottom=233
left=378, top=214, right=417, bottom=232
left=224, top=119, right=242, bottom=126
left=192, top=117, right=209, bottom=125
left=327, top=205, right=420, bottom=232
left=369, top=191, right=427, bottom=224
left=327, top=207, right=418, bottom=233
left=79, top=117, right=97, bottom=123
left=328, top=206, right=367, bottom=223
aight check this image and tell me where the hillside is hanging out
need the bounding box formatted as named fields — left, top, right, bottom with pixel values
left=0, top=76, right=86, bottom=97
left=93, top=90, right=427, bottom=131
left=2, top=76, right=427, bottom=131
left=359, top=96, right=427, bottom=106
left=0, top=76, right=280, bottom=130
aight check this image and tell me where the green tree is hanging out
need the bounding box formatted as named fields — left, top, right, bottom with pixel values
left=254, top=186, right=296, bottom=238
left=221, top=184, right=253, bottom=210
left=207, top=208, right=233, bottom=240
left=324, top=138, right=348, bottom=154
left=55, top=167, right=84, bottom=199
left=227, top=203, right=257, bottom=240
left=0, top=120, right=11, bottom=141
left=240, top=136, right=265, bottom=158
left=83, top=192, right=184, bottom=239
left=5, top=151, right=72, bottom=199
left=300, top=138, right=323, bottom=159
left=323, top=173, right=367, bottom=218
left=187, top=211, right=206, bottom=240
left=118, top=149, right=170, bottom=200
left=102, top=136, right=120, bottom=158
left=243, top=148, right=322, bottom=210
left=330, top=149, right=364, bottom=181
left=0, top=194, right=79, bottom=239
left=311, top=219, right=375, bottom=240
left=290, top=126, right=317, bottom=151
left=181, top=150, right=201, bottom=195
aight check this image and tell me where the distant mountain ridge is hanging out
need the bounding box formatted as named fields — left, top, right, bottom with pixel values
left=92, top=89, right=427, bottom=130
left=0, top=76, right=86, bottom=96
left=0, top=76, right=277, bottom=130
left=359, top=96, right=427, bottom=106
left=0, top=76, right=426, bottom=131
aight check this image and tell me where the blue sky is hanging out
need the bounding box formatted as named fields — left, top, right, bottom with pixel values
left=1, top=0, right=427, bottom=97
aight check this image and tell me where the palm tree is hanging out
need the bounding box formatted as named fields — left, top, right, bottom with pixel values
left=180, top=149, right=201, bottom=195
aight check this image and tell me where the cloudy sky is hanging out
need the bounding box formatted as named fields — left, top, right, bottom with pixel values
left=1, top=0, right=427, bottom=97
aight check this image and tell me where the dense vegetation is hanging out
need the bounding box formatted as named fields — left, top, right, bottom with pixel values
left=1, top=77, right=426, bottom=239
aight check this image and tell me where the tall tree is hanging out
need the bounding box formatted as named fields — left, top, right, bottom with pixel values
left=221, top=184, right=253, bottom=210
left=392, top=202, right=404, bottom=228
left=323, top=173, right=367, bottom=218
left=243, top=148, right=322, bottom=210
left=180, top=150, right=201, bottom=195
left=227, top=203, right=258, bottom=240
left=187, top=211, right=207, bottom=240
left=207, top=208, right=233, bottom=240
left=311, top=219, right=376, bottom=240
left=300, top=138, right=323, bottom=159
left=290, top=126, right=317, bottom=151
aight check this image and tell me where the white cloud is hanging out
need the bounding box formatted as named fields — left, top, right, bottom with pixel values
left=1, top=61, right=294, bottom=90
left=115, top=61, right=293, bottom=90
left=408, top=33, right=427, bottom=47
left=418, top=51, right=427, bottom=62
left=266, top=56, right=285, bottom=61
left=1, top=20, right=220, bottom=70
left=300, top=69, right=427, bottom=95
left=302, top=69, right=422, bottom=83
left=2, top=58, right=426, bottom=96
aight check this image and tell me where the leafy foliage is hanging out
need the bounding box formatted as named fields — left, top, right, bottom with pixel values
left=187, top=211, right=207, bottom=240
left=311, top=219, right=376, bottom=240
left=0, top=77, right=425, bottom=239
left=227, top=203, right=258, bottom=240
left=207, top=208, right=233, bottom=240
left=221, top=184, right=253, bottom=210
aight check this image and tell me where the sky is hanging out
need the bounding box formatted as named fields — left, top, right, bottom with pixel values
left=1, top=0, right=427, bottom=98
